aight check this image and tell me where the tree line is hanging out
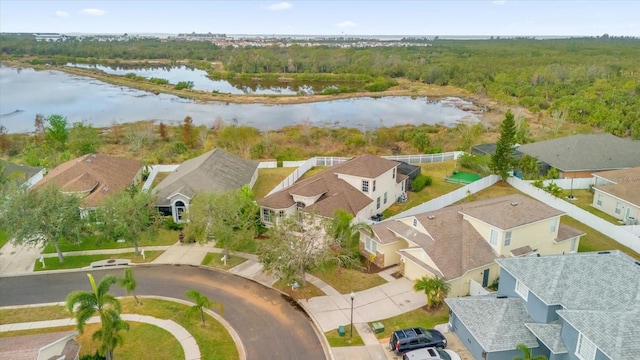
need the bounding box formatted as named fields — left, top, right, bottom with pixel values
left=2, top=35, right=639, bottom=137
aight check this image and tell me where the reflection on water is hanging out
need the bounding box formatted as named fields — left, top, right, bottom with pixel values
left=0, top=65, right=481, bottom=134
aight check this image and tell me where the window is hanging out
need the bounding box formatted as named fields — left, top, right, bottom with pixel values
left=262, top=208, right=271, bottom=223
left=596, top=194, right=602, bottom=206
left=376, top=197, right=381, bottom=209
left=570, top=237, right=577, bottom=253
left=362, top=180, right=369, bottom=192
left=490, top=228, right=498, bottom=246
left=365, top=237, right=378, bottom=254
left=550, top=219, right=558, bottom=233
left=576, top=333, right=596, bottom=360
left=392, top=168, right=396, bottom=179
left=278, top=210, right=285, bottom=217
left=373, top=180, right=376, bottom=192
left=504, top=231, right=512, bottom=246
left=413, top=218, right=417, bottom=227
left=384, top=192, right=388, bottom=204
left=515, top=280, right=529, bottom=301
left=615, top=202, right=622, bottom=215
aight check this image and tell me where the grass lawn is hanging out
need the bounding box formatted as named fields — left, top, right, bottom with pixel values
left=273, top=278, right=325, bottom=300
left=252, top=167, right=294, bottom=200
left=0, top=298, right=239, bottom=360
left=298, top=166, right=328, bottom=180
left=34, top=251, right=162, bottom=271
left=325, top=324, right=365, bottom=346
left=561, top=189, right=621, bottom=225
left=564, top=216, right=640, bottom=260
left=373, top=306, right=449, bottom=340
left=41, top=228, right=179, bottom=253
left=78, top=322, right=184, bottom=359
left=150, top=171, right=172, bottom=188
left=201, top=252, right=247, bottom=270
left=0, top=230, right=9, bottom=249
left=310, top=263, right=387, bottom=293
left=384, top=161, right=464, bottom=217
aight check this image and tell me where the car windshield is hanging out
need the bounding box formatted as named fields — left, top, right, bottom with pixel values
left=437, top=349, right=451, bottom=360
left=424, top=331, right=433, bottom=340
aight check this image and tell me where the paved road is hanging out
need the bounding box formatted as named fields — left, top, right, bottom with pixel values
left=0, top=264, right=326, bottom=360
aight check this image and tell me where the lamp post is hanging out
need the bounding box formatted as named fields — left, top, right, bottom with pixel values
left=350, top=292, right=355, bottom=338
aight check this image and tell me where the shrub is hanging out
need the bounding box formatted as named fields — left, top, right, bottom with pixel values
left=149, top=77, right=169, bottom=85
left=174, top=81, right=194, bottom=90
left=163, top=217, right=184, bottom=231
left=411, top=174, right=433, bottom=192
left=457, top=153, right=491, bottom=175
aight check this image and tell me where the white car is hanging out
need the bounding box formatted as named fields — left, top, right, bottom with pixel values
left=402, top=346, right=461, bottom=360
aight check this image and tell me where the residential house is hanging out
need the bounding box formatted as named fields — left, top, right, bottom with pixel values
left=154, top=148, right=259, bottom=222
left=33, top=154, right=142, bottom=210
left=591, top=166, right=640, bottom=224
left=446, top=251, right=640, bottom=360
left=258, top=154, right=407, bottom=225
left=0, top=331, right=80, bottom=360
left=0, top=160, right=43, bottom=187
left=360, top=194, right=583, bottom=297
left=516, top=134, right=640, bottom=179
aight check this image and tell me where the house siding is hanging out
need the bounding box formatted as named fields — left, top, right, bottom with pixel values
left=498, top=269, right=558, bottom=323
left=592, top=188, right=640, bottom=222
left=448, top=264, right=500, bottom=298
left=560, top=323, right=611, bottom=360
left=336, top=166, right=403, bottom=215
left=449, top=312, right=487, bottom=360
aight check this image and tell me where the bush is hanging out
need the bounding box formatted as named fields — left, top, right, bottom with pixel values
left=149, top=77, right=169, bottom=85
left=174, top=81, right=194, bottom=90
left=457, top=153, right=491, bottom=175
left=163, top=217, right=184, bottom=231
left=411, top=174, right=433, bottom=192
left=81, top=352, right=106, bottom=360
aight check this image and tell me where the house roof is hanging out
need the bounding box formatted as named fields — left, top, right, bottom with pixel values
left=445, top=295, right=539, bottom=352
left=555, top=224, right=585, bottom=243
left=471, top=143, right=524, bottom=158
left=524, top=322, right=568, bottom=354
left=154, top=148, right=258, bottom=206
left=259, top=154, right=400, bottom=218
left=34, top=154, right=141, bottom=208
left=596, top=183, right=640, bottom=208
left=459, top=194, right=564, bottom=230
left=496, top=251, right=640, bottom=312
left=0, top=160, right=42, bottom=181
left=0, top=331, right=78, bottom=360
left=593, top=166, right=640, bottom=184
left=557, top=310, right=640, bottom=360
left=515, top=133, right=640, bottom=172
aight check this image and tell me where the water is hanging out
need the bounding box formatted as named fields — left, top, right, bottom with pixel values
left=0, top=65, right=481, bottom=134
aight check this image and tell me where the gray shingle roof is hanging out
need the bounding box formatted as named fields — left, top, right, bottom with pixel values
left=496, top=251, right=640, bottom=311
left=524, top=322, right=568, bottom=354
left=0, top=160, right=42, bottom=181
left=516, top=134, right=640, bottom=171
left=557, top=310, right=640, bottom=360
left=445, top=296, right=538, bottom=352
left=154, top=148, right=258, bottom=206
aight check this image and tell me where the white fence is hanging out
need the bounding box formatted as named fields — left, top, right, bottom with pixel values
left=469, top=280, right=491, bottom=296
left=508, top=177, right=640, bottom=253
left=258, top=161, right=277, bottom=169
left=532, top=178, right=594, bottom=190
left=266, top=153, right=463, bottom=197
left=142, top=164, right=179, bottom=192
left=389, top=175, right=501, bottom=219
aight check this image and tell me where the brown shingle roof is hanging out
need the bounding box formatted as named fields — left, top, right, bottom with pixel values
left=459, top=194, right=564, bottom=229
left=596, top=183, right=640, bottom=207
left=34, top=154, right=142, bottom=208
left=154, top=148, right=259, bottom=206
left=594, top=166, right=640, bottom=184
left=0, top=331, right=77, bottom=360
left=556, top=224, right=585, bottom=243
left=259, top=154, right=400, bottom=218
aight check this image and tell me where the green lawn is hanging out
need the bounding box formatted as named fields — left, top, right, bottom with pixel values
left=273, top=278, right=325, bottom=300
left=310, top=262, right=387, bottom=293
left=34, top=251, right=162, bottom=271
left=562, top=189, right=621, bottom=225
left=325, top=324, right=365, bottom=346
left=201, top=252, right=247, bottom=270
left=373, top=306, right=449, bottom=340
left=41, top=228, right=179, bottom=253
left=0, top=230, right=9, bottom=249
left=252, top=167, right=294, bottom=200
left=0, top=298, right=239, bottom=360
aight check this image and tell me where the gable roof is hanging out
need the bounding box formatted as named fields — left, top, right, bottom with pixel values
left=594, top=166, right=640, bottom=207
left=34, top=154, right=141, bottom=208
left=524, top=322, right=568, bottom=354
left=496, top=251, right=640, bottom=311
left=0, top=160, right=42, bottom=181
left=445, top=296, right=539, bottom=352
left=458, top=194, right=564, bottom=229
left=593, top=166, right=640, bottom=184
left=259, top=154, right=401, bottom=218
left=154, top=148, right=258, bottom=206
left=516, top=133, right=640, bottom=172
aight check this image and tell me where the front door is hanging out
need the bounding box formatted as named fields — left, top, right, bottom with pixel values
left=625, top=207, right=631, bottom=220
left=482, top=269, right=490, bottom=288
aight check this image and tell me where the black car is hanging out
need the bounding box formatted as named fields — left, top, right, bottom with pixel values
left=389, top=327, right=447, bottom=355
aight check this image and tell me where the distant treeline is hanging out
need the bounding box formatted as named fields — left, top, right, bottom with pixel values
left=1, top=36, right=639, bottom=138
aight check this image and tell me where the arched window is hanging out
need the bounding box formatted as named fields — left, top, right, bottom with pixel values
left=175, top=200, right=186, bottom=222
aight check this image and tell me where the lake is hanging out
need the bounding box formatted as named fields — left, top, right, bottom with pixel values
left=0, top=65, right=481, bottom=134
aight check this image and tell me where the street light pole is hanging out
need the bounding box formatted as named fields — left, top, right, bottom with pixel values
left=350, top=292, right=355, bottom=338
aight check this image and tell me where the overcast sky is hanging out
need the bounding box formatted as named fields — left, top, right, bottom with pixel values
left=1, top=1, right=638, bottom=37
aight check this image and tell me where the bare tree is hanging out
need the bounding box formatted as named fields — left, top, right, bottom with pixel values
left=551, top=109, right=567, bottom=135
left=124, top=121, right=155, bottom=151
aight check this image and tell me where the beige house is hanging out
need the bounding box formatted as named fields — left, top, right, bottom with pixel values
left=592, top=166, right=640, bottom=225
left=259, top=154, right=407, bottom=225
left=360, top=194, right=584, bottom=297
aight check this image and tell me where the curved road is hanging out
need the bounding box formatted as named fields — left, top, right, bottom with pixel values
left=0, top=265, right=326, bottom=360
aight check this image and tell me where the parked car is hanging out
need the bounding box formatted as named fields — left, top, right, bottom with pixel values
left=389, top=327, right=447, bottom=355
left=402, top=347, right=461, bottom=360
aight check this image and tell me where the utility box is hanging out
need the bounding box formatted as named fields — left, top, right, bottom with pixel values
left=338, top=325, right=346, bottom=337
left=371, top=322, right=385, bottom=334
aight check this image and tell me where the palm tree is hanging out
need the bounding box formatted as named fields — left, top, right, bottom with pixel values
left=66, top=274, right=129, bottom=360
left=513, top=343, right=548, bottom=360
left=330, top=209, right=372, bottom=260
left=117, top=268, right=139, bottom=305
left=185, top=289, right=223, bottom=325
left=413, top=276, right=451, bottom=309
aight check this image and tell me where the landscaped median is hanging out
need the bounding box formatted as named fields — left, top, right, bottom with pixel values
left=0, top=296, right=242, bottom=360
left=34, top=251, right=163, bottom=271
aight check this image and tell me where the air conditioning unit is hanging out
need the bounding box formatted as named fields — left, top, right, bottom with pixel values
left=626, top=216, right=637, bottom=225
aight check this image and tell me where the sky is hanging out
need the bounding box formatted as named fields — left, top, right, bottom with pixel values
left=1, top=1, right=639, bottom=37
